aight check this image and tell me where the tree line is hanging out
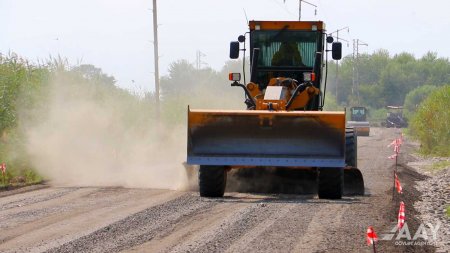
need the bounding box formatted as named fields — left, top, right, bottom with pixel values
left=327, top=50, right=450, bottom=109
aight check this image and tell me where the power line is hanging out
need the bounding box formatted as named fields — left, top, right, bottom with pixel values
left=352, top=39, right=368, bottom=103
left=271, top=0, right=298, bottom=18
left=329, top=26, right=350, bottom=101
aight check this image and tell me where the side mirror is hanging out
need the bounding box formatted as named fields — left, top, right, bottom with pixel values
left=230, top=41, right=240, bottom=59
left=332, top=42, right=342, bottom=60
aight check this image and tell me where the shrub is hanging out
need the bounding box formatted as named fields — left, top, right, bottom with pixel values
left=403, top=85, right=437, bottom=120
left=409, top=85, right=450, bottom=156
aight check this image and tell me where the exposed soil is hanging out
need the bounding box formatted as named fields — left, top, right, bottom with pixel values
left=0, top=128, right=437, bottom=253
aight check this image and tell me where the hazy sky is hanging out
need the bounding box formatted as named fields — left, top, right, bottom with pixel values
left=1, top=0, right=449, bottom=92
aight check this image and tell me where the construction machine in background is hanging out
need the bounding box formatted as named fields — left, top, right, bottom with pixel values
left=347, top=106, right=370, bottom=136
left=385, top=106, right=408, bottom=128
left=187, top=20, right=364, bottom=199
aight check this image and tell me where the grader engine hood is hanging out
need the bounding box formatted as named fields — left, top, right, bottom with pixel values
left=187, top=108, right=346, bottom=168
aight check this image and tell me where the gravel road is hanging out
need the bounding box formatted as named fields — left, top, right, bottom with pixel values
left=0, top=128, right=437, bottom=253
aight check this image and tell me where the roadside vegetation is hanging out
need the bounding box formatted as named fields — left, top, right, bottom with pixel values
left=0, top=53, right=157, bottom=187
left=0, top=53, right=49, bottom=187
left=424, top=160, right=450, bottom=173
left=408, top=85, right=449, bottom=156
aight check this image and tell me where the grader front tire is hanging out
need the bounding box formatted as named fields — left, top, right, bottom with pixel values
left=199, top=166, right=227, bottom=197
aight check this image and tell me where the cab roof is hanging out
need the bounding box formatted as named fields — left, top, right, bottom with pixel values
left=249, top=20, right=325, bottom=31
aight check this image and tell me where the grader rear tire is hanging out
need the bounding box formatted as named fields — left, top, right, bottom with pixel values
left=318, top=168, right=343, bottom=199
left=344, top=128, right=365, bottom=195
left=346, top=128, right=357, bottom=167
left=199, top=166, right=227, bottom=197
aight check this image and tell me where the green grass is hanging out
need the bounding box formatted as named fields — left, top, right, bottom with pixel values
left=446, top=206, right=450, bottom=218
left=0, top=169, right=43, bottom=188
left=425, top=160, right=450, bottom=172
left=24, top=169, right=43, bottom=184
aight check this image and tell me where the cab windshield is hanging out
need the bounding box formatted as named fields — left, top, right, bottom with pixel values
left=250, top=30, right=320, bottom=68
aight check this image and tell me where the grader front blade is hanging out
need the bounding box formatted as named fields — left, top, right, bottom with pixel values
left=187, top=108, right=346, bottom=168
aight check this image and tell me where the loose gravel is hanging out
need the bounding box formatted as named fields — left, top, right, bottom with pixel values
left=412, top=157, right=450, bottom=253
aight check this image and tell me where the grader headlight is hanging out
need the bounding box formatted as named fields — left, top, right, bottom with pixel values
left=303, top=72, right=316, bottom=82
left=228, top=73, right=241, bottom=82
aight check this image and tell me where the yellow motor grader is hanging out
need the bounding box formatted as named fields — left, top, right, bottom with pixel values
left=187, top=20, right=364, bottom=199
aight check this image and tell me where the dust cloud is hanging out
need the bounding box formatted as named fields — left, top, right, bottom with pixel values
left=23, top=75, right=193, bottom=190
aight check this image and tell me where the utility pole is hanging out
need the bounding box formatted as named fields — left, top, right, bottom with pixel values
left=352, top=39, right=368, bottom=103
left=329, top=27, right=350, bottom=101
left=152, top=0, right=160, bottom=119
left=284, top=0, right=317, bottom=21
left=298, top=0, right=317, bottom=21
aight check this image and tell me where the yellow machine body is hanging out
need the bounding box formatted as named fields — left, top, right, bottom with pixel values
left=187, top=20, right=346, bottom=168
